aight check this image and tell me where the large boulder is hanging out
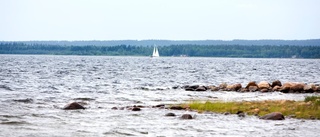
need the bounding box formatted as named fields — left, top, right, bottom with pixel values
left=258, top=81, right=271, bottom=90
left=226, top=83, right=242, bottom=91
left=260, top=112, right=285, bottom=120
left=304, top=84, right=315, bottom=93
left=181, top=114, right=193, bottom=119
left=290, top=83, right=305, bottom=92
left=280, top=82, right=292, bottom=93
left=245, top=81, right=258, bottom=89
left=63, top=102, right=85, bottom=110
left=271, top=80, right=282, bottom=87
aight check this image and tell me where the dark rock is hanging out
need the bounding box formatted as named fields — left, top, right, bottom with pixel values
left=169, top=106, right=185, bottom=110
left=236, top=111, right=245, bottom=117
left=154, top=104, right=165, bottom=108
left=223, top=112, right=231, bottom=115
left=63, top=102, right=85, bottom=110
left=111, top=107, right=118, bottom=110
left=260, top=112, right=285, bottom=120
left=271, top=80, right=282, bottom=87
left=195, top=86, right=207, bottom=91
left=13, top=98, right=33, bottom=103
left=132, top=107, right=141, bottom=111
left=290, top=83, right=305, bottom=92
left=165, top=113, right=176, bottom=117
left=181, top=114, right=193, bottom=119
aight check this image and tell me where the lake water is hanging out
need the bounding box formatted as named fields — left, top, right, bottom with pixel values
left=0, top=55, right=319, bottom=137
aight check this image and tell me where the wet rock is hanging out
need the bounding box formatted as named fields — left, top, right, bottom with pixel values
left=169, top=106, right=185, bottom=110
left=223, top=112, right=231, bottom=115
left=195, top=86, right=207, bottom=91
left=132, top=107, right=141, bottom=111
left=165, top=113, right=176, bottom=117
left=260, top=112, right=285, bottom=120
left=111, top=107, right=118, bottom=110
left=13, top=98, right=33, bottom=103
left=271, top=80, right=282, bottom=87
left=245, top=81, right=258, bottom=89
left=63, top=102, right=85, bottom=110
left=236, top=111, right=245, bottom=117
left=258, top=81, right=271, bottom=90
left=181, top=114, right=193, bottom=119
left=154, top=104, right=165, bottom=108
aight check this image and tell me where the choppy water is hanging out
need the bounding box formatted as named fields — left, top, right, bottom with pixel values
left=0, top=55, right=319, bottom=137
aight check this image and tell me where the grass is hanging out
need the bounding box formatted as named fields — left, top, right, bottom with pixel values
left=185, top=96, right=320, bottom=119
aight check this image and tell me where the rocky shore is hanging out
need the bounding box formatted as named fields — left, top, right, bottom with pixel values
left=182, top=80, right=320, bottom=93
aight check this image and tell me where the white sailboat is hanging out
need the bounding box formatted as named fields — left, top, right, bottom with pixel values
left=152, top=46, right=160, bottom=57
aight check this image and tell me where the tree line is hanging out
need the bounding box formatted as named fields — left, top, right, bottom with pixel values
left=0, top=42, right=319, bottom=58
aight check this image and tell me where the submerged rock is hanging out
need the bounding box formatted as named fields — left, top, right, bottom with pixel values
left=260, top=112, right=285, bottom=120
left=132, top=107, right=141, bottom=111
left=63, top=102, right=85, bottom=110
left=181, top=114, right=193, bottom=119
left=13, top=98, right=33, bottom=103
left=165, top=113, right=176, bottom=117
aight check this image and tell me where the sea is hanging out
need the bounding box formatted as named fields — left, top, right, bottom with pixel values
left=0, top=55, right=319, bottom=137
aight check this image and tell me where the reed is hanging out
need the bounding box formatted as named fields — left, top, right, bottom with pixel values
left=186, top=96, right=320, bottom=119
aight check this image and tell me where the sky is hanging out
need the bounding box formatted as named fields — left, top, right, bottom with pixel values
left=1, top=0, right=320, bottom=41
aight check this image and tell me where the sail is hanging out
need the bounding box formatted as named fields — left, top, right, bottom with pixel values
left=152, top=46, right=160, bottom=57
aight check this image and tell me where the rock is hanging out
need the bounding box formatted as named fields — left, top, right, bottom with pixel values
left=260, top=88, right=269, bottom=92
left=271, top=80, right=282, bottom=87
left=226, top=83, right=242, bottom=91
left=111, top=107, right=118, bottom=110
left=13, top=98, right=33, bottom=103
left=260, top=112, right=285, bottom=120
left=239, top=88, right=248, bottom=92
left=272, top=85, right=281, bottom=91
left=236, top=111, right=245, bottom=117
left=248, top=86, right=259, bottom=92
left=169, top=106, right=185, bottom=110
left=181, top=114, right=193, bottom=119
left=209, top=86, right=219, bottom=91
left=219, top=83, right=228, bottom=90
left=280, top=82, right=292, bottom=93
left=245, top=81, right=258, bottom=89
left=63, top=102, right=85, bottom=110
left=165, top=113, right=176, bottom=117
left=195, top=86, right=207, bottom=91
left=304, top=84, right=315, bottom=93
left=258, top=81, right=271, bottom=90
left=154, top=104, right=165, bottom=108
left=132, top=107, right=141, bottom=111
left=290, top=83, right=305, bottom=92
left=223, top=112, right=231, bottom=115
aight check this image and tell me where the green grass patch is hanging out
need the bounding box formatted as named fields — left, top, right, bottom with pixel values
left=185, top=96, right=320, bottom=119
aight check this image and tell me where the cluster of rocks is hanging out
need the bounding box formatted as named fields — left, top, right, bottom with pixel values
left=183, top=80, right=320, bottom=93
left=63, top=102, right=285, bottom=120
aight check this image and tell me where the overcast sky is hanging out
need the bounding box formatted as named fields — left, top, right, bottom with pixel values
left=1, top=0, right=319, bottom=41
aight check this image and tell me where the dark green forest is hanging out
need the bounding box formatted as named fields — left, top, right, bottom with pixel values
left=1, top=42, right=320, bottom=58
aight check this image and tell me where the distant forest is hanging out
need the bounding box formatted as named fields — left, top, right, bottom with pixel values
left=1, top=42, right=320, bottom=58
